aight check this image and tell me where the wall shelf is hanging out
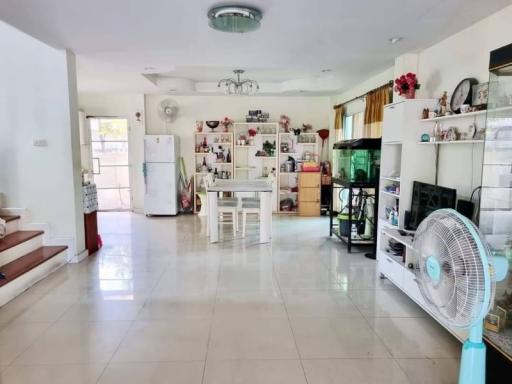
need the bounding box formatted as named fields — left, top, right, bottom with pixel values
left=420, top=110, right=486, bottom=122
left=417, top=140, right=484, bottom=145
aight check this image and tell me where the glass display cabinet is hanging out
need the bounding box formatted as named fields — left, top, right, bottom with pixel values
left=479, top=42, right=512, bottom=363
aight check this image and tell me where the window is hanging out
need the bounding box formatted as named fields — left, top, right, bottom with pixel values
left=343, top=115, right=353, bottom=140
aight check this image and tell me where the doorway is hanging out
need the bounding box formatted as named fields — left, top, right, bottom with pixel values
left=89, top=118, right=132, bottom=211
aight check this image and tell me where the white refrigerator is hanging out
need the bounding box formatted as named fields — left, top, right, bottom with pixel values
left=144, top=135, right=180, bottom=215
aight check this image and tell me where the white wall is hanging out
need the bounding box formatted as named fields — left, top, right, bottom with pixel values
left=329, top=5, right=512, bottom=199
left=144, top=95, right=331, bottom=179
left=77, top=93, right=145, bottom=212
left=0, top=21, right=84, bottom=257
left=413, top=5, right=512, bottom=198
left=417, top=5, right=512, bottom=99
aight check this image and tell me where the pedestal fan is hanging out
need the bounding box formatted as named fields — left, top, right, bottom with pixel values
left=412, top=209, right=508, bottom=384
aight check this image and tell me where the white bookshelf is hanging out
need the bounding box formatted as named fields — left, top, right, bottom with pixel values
left=193, top=131, right=234, bottom=213
left=233, top=122, right=279, bottom=212
left=377, top=99, right=468, bottom=344
left=277, top=132, right=320, bottom=214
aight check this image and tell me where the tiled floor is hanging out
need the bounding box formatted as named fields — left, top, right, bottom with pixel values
left=0, top=212, right=461, bottom=383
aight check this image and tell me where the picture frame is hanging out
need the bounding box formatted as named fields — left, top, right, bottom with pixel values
left=472, top=82, right=489, bottom=109
left=484, top=306, right=507, bottom=333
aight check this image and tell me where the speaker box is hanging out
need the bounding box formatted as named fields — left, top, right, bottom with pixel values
left=404, top=210, right=412, bottom=230
left=456, top=199, right=474, bottom=220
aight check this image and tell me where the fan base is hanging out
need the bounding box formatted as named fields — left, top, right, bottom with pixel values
left=459, top=339, right=486, bottom=384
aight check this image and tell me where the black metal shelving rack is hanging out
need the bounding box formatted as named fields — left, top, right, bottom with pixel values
left=329, top=177, right=379, bottom=255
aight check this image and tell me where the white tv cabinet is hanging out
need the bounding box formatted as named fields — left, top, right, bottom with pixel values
left=377, top=99, right=467, bottom=342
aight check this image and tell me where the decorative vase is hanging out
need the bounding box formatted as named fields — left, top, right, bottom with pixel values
left=196, top=120, right=203, bottom=132
left=404, top=88, right=416, bottom=99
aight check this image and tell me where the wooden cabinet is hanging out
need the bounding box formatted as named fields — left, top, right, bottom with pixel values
left=298, top=172, right=320, bottom=216
left=84, top=211, right=98, bottom=255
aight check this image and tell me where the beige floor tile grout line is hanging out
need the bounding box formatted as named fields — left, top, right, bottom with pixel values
left=272, top=264, right=311, bottom=384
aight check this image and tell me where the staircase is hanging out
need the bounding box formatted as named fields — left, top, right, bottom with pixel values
left=0, top=215, right=67, bottom=306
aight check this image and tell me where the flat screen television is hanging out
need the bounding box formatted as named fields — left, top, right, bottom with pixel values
left=409, top=181, right=456, bottom=230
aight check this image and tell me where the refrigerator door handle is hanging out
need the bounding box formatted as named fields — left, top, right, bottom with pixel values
left=143, top=162, right=148, bottom=194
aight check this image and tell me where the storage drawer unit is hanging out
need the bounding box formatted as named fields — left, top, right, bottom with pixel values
left=298, top=172, right=320, bottom=216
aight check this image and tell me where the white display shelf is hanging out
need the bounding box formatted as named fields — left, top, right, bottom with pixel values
left=381, top=190, right=400, bottom=198
left=378, top=249, right=405, bottom=267
left=420, top=110, right=486, bottom=122
left=196, top=131, right=233, bottom=135
left=417, top=140, right=484, bottom=145
left=381, top=176, right=401, bottom=182
left=235, top=167, right=257, bottom=171
left=234, top=122, right=279, bottom=125
left=381, top=227, right=414, bottom=249
left=235, top=145, right=256, bottom=148
left=280, top=132, right=318, bottom=135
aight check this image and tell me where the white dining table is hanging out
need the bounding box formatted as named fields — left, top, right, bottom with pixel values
left=207, top=179, right=273, bottom=243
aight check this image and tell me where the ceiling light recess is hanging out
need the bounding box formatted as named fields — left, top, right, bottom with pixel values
left=208, top=5, right=262, bottom=33
left=388, top=37, right=403, bottom=44
left=218, top=69, right=259, bottom=95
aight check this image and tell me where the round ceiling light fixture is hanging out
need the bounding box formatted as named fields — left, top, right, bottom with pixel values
left=208, top=5, right=262, bottom=33
left=388, top=37, right=403, bottom=44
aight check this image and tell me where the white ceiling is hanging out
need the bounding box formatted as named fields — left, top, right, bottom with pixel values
left=1, top=0, right=511, bottom=95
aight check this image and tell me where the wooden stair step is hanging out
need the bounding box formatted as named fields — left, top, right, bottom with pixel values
left=0, top=231, right=44, bottom=253
left=0, top=246, right=67, bottom=287
left=0, top=215, right=20, bottom=223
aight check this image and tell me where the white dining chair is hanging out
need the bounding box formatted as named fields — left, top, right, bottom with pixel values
left=204, top=174, right=239, bottom=237
left=241, top=174, right=274, bottom=238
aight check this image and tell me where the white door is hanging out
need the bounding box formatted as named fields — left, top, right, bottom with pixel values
left=90, top=118, right=132, bottom=211
left=145, top=135, right=176, bottom=163
left=145, top=162, right=177, bottom=215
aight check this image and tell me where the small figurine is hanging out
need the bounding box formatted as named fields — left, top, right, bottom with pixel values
left=439, top=91, right=449, bottom=116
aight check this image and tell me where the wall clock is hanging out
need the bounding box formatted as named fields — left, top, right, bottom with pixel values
left=450, top=78, right=478, bottom=113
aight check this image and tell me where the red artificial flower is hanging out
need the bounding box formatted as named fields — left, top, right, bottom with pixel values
left=394, top=73, right=420, bottom=95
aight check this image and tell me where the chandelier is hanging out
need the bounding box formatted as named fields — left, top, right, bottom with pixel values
left=218, top=69, right=260, bottom=95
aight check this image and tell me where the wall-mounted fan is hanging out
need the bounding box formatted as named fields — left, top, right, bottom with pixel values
left=158, top=98, right=179, bottom=123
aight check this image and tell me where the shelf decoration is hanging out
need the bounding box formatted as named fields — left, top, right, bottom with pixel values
left=394, top=72, right=420, bottom=99
left=221, top=117, right=233, bottom=132
left=279, top=115, right=290, bottom=133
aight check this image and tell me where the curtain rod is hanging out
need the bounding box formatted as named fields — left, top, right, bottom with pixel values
left=333, top=80, right=393, bottom=109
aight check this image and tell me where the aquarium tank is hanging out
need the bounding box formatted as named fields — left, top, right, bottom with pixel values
left=332, top=138, right=381, bottom=183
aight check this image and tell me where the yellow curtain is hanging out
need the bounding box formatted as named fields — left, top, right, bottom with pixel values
left=334, top=105, right=344, bottom=141
left=364, top=85, right=391, bottom=137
